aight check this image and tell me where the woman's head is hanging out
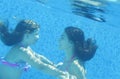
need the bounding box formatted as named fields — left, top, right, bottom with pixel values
left=0, top=19, right=40, bottom=46
left=59, top=26, right=98, bottom=62
left=59, top=27, right=84, bottom=52
left=15, top=20, right=39, bottom=34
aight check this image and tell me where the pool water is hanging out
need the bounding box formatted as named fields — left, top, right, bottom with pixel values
left=0, top=0, right=120, bottom=79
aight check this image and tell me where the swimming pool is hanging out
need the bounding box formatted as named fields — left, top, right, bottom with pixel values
left=0, top=0, right=120, bottom=79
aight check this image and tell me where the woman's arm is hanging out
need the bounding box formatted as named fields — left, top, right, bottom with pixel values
left=34, top=52, right=54, bottom=65
left=17, top=47, right=69, bottom=79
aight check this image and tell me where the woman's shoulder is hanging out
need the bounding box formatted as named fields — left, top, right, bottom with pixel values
left=73, top=60, right=85, bottom=72
left=71, top=60, right=86, bottom=79
left=11, top=46, right=32, bottom=55
left=7, top=46, right=32, bottom=60
left=7, top=46, right=36, bottom=64
left=4, top=46, right=25, bottom=62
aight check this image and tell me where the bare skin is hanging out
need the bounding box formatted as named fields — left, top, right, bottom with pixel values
left=0, top=45, right=70, bottom=79
left=0, top=28, right=74, bottom=79
left=57, top=32, right=86, bottom=79
left=56, top=59, right=86, bottom=79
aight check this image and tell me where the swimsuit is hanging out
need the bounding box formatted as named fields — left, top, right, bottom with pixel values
left=0, top=57, right=31, bottom=71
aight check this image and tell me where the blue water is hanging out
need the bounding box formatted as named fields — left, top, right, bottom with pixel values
left=0, top=0, right=120, bottom=79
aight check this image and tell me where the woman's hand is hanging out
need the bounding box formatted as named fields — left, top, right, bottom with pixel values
left=58, top=72, right=77, bottom=79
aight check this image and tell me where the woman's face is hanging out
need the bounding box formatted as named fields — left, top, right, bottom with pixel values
left=23, top=28, right=40, bottom=45
left=59, top=32, right=72, bottom=50
left=30, top=28, right=40, bottom=42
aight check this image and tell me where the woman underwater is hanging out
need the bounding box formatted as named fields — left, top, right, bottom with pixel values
left=56, top=26, right=98, bottom=79
left=0, top=20, right=75, bottom=79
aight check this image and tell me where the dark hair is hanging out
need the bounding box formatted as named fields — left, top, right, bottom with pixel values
left=65, top=26, right=98, bottom=61
left=0, top=20, right=40, bottom=46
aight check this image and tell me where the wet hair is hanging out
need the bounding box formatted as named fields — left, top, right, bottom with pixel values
left=0, top=20, right=40, bottom=46
left=65, top=26, right=98, bottom=61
